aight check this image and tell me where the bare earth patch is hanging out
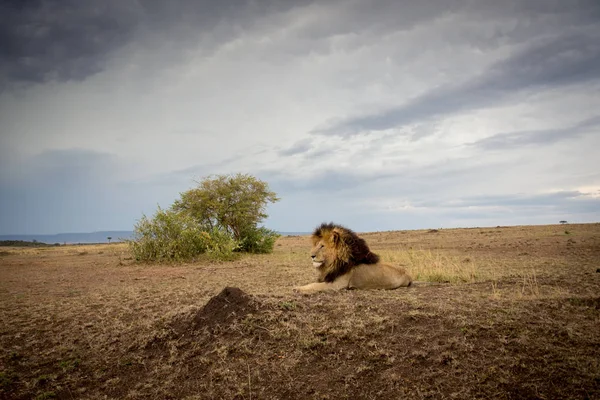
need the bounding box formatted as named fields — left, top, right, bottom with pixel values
left=1, top=223, right=599, bottom=399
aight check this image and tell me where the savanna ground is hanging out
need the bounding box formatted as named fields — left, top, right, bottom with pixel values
left=1, top=223, right=599, bottom=400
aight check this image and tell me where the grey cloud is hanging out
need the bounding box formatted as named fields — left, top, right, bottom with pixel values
left=278, top=138, right=368, bottom=159
left=304, top=170, right=389, bottom=192
left=260, top=164, right=411, bottom=196
left=0, top=0, right=314, bottom=88
left=488, top=33, right=600, bottom=89
left=264, top=148, right=508, bottom=198
left=4, top=0, right=598, bottom=91
left=260, top=169, right=357, bottom=194
left=0, top=147, right=200, bottom=234
left=292, top=0, right=457, bottom=41
left=0, top=148, right=123, bottom=234
left=413, top=192, right=600, bottom=224
left=265, top=133, right=596, bottom=206
left=140, top=156, right=242, bottom=188
left=315, top=29, right=600, bottom=137
left=264, top=168, right=600, bottom=231
left=278, top=138, right=313, bottom=156
left=137, top=148, right=278, bottom=189
left=369, top=189, right=600, bottom=229
left=304, top=148, right=333, bottom=160
left=416, top=191, right=593, bottom=209
left=31, top=148, right=118, bottom=182
left=471, top=115, right=600, bottom=150
left=294, top=0, right=600, bottom=45
left=0, top=1, right=137, bottom=86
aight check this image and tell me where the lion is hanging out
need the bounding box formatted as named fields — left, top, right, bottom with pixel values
left=293, top=222, right=412, bottom=294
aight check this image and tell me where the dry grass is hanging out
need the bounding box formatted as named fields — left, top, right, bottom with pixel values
left=1, top=223, right=599, bottom=399
left=379, top=249, right=484, bottom=283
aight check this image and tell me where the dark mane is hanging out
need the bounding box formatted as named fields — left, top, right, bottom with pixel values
left=312, top=222, right=337, bottom=239
left=313, top=222, right=380, bottom=283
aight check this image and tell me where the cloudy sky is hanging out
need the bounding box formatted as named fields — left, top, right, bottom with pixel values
left=1, top=0, right=599, bottom=235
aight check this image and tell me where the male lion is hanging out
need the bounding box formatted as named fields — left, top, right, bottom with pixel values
left=293, top=223, right=412, bottom=294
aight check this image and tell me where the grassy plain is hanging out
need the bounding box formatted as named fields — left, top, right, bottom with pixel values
left=1, top=223, right=599, bottom=399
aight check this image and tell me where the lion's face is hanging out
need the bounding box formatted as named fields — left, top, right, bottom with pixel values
left=310, top=228, right=346, bottom=270
left=310, top=238, right=330, bottom=268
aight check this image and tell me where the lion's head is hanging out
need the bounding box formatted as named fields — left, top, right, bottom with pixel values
left=310, top=222, right=380, bottom=283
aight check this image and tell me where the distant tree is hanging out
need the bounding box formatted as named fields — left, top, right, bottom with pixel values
left=107, top=236, right=112, bottom=243
left=559, top=220, right=568, bottom=225
left=173, top=173, right=280, bottom=253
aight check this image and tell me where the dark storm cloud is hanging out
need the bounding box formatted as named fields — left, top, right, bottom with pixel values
left=471, top=115, right=600, bottom=150
left=4, top=0, right=598, bottom=91
left=0, top=0, right=313, bottom=88
left=316, top=26, right=600, bottom=137
left=293, top=0, right=600, bottom=45
left=0, top=0, right=138, bottom=85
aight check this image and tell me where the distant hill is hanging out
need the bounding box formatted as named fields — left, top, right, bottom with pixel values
left=0, top=230, right=308, bottom=245
left=0, top=240, right=59, bottom=247
left=0, top=231, right=134, bottom=244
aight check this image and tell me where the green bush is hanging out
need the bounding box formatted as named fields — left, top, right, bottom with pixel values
left=237, top=226, right=281, bottom=254
left=129, top=208, right=237, bottom=262
left=173, top=173, right=279, bottom=247
left=202, top=226, right=239, bottom=261
left=129, top=174, right=280, bottom=262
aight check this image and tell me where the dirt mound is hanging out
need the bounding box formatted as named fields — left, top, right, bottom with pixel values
left=192, top=287, right=257, bottom=330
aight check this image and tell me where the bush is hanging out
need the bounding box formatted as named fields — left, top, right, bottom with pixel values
left=173, top=174, right=279, bottom=243
left=129, top=174, right=280, bottom=262
left=129, top=208, right=237, bottom=262
left=237, top=226, right=281, bottom=254
left=173, top=173, right=280, bottom=254
left=203, top=226, right=239, bottom=261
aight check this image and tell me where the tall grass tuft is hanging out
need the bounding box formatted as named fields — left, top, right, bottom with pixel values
left=379, top=249, right=488, bottom=283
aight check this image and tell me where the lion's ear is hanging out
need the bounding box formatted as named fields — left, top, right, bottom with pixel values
left=331, top=230, right=341, bottom=246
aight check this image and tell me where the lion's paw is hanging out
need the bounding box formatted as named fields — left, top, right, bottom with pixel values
left=293, top=285, right=312, bottom=294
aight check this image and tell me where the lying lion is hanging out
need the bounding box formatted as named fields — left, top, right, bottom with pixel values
left=294, top=223, right=412, bottom=294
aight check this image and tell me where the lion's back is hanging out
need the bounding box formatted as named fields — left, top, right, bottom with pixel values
left=347, top=263, right=412, bottom=290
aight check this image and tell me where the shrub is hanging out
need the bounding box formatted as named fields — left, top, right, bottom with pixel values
left=202, top=226, right=239, bottom=261
left=173, top=173, right=280, bottom=254
left=237, top=226, right=281, bottom=254
left=129, top=174, right=280, bottom=262
left=129, top=208, right=222, bottom=262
